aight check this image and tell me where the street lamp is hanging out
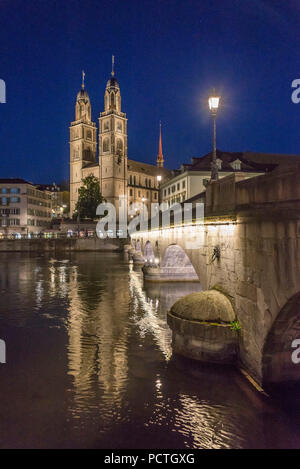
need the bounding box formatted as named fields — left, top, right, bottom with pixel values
left=208, top=89, right=220, bottom=181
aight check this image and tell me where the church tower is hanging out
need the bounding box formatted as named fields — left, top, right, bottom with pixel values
left=156, top=122, right=164, bottom=168
left=99, top=57, right=128, bottom=214
left=70, top=72, right=97, bottom=215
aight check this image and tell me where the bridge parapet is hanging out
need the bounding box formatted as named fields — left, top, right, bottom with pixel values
left=205, top=164, right=300, bottom=219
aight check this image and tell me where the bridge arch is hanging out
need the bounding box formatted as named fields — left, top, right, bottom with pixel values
left=262, top=292, right=300, bottom=386
left=159, top=243, right=201, bottom=283
left=143, top=241, right=156, bottom=263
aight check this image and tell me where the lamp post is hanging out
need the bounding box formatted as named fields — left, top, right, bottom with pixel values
left=208, top=90, right=220, bottom=181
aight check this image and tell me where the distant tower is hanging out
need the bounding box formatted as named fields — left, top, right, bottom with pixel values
left=99, top=57, right=128, bottom=214
left=70, top=72, right=97, bottom=215
left=157, top=122, right=164, bottom=168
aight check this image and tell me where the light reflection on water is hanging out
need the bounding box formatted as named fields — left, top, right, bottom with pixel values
left=0, top=252, right=299, bottom=449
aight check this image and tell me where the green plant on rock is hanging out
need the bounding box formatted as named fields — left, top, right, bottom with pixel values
left=230, top=320, right=241, bottom=332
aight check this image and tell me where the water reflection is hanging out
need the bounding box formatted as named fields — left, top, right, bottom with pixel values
left=66, top=253, right=130, bottom=430
left=0, top=252, right=299, bottom=449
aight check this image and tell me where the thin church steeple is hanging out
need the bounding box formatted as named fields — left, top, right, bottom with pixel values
left=157, top=121, right=164, bottom=168
left=111, top=55, right=115, bottom=77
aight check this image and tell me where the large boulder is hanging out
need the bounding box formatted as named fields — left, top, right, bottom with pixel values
left=167, top=289, right=238, bottom=365
left=170, top=289, right=235, bottom=323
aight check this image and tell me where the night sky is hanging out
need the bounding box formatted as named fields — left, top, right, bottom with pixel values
left=0, top=0, right=299, bottom=183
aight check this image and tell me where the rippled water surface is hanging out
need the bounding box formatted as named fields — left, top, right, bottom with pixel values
left=0, top=252, right=299, bottom=449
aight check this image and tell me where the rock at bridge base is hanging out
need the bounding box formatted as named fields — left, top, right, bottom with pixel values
left=167, top=289, right=238, bottom=365
left=132, top=252, right=145, bottom=265
left=143, top=265, right=199, bottom=282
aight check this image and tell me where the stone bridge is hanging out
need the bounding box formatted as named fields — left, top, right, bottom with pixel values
left=130, top=166, right=300, bottom=387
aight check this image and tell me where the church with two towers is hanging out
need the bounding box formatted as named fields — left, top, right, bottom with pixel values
left=70, top=61, right=171, bottom=216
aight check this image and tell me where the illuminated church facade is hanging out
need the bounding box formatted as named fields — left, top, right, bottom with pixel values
left=70, top=64, right=171, bottom=216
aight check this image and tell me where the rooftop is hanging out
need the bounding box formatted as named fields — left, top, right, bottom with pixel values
left=0, top=178, right=33, bottom=185
left=175, top=149, right=300, bottom=176
left=127, top=159, right=172, bottom=179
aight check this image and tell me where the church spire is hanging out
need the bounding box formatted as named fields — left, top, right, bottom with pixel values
left=157, top=121, right=164, bottom=168
left=111, top=55, right=115, bottom=77
left=82, top=70, right=85, bottom=89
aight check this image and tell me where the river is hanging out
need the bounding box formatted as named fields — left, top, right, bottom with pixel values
left=0, top=252, right=299, bottom=449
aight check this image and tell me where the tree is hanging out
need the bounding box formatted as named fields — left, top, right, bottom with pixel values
left=75, top=175, right=103, bottom=220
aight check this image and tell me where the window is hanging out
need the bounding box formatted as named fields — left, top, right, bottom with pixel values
left=86, top=130, right=92, bottom=140
left=216, top=158, right=222, bottom=170
left=164, top=190, right=166, bottom=196
left=172, top=185, right=175, bottom=193
left=117, top=121, right=122, bottom=132
left=116, top=139, right=123, bottom=155
left=11, top=188, right=20, bottom=194
left=11, top=218, right=20, bottom=226
left=231, top=159, right=242, bottom=171
left=10, top=197, right=20, bottom=203
left=1, top=188, right=8, bottom=194
left=177, top=183, right=180, bottom=190
left=84, top=148, right=93, bottom=160
left=103, top=137, right=109, bottom=152
left=168, top=187, right=170, bottom=195
left=111, top=92, right=115, bottom=108
left=154, top=192, right=157, bottom=200
left=104, top=120, right=109, bottom=131
left=1, top=197, right=8, bottom=205
left=138, top=190, right=141, bottom=197
left=182, top=180, right=185, bottom=189
left=129, top=189, right=133, bottom=196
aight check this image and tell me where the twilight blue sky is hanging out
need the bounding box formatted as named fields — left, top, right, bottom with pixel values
left=0, top=0, right=299, bottom=183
